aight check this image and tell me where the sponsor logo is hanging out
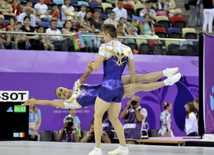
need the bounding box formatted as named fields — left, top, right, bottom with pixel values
left=7, top=107, right=13, bottom=112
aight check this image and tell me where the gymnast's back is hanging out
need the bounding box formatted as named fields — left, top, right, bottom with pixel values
left=98, top=40, right=133, bottom=103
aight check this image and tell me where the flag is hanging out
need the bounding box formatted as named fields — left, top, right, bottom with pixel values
left=71, top=32, right=85, bottom=50
left=132, top=15, right=147, bottom=27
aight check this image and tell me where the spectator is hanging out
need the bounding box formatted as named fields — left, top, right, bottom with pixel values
left=118, top=17, right=132, bottom=36
left=117, top=24, right=128, bottom=44
left=120, top=96, right=149, bottom=144
left=57, top=117, right=79, bottom=142
left=17, top=7, right=36, bottom=26
left=185, top=102, right=198, bottom=136
left=113, top=0, right=128, bottom=21
left=158, top=102, right=174, bottom=137
left=35, top=0, right=52, bottom=23
left=8, top=17, right=15, bottom=31
left=11, top=0, right=22, bottom=17
left=29, top=97, right=41, bottom=141
left=46, top=19, right=69, bottom=51
left=91, top=11, right=102, bottom=31
left=92, top=29, right=102, bottom=52
left=80, top=11, right=93, bottom=32
left=61, top=0, right=79, bottom=23
left=139, top=14, right=159, bottom=38
left=22, top=0, right=39, bottom=23
left=63, top=108, right=81, bottom=131
left=78, top=26, right=92, bottom=52
left=103, top=11, right=117, bottom=29
left=203, top=0, right=214, bottom=34
left=193, top=98, right=199, bottom=121
left=62, top=20, right=76, bottom=35
left=49, top=3, right=59, bottom=20
left=153, top=0, right=165, bottom=11
left=21, top=16, right=42, bottom=50
left=129, top=22, right=139, bottom=36
left=163, top=0, right=182, bottom=16
left=140, top=0, right=156, bottom=23
left=80, top=122, right=111, bottom=143
left=133, top=0, right=141, bottom=4
left=0, top=15, right=18, bottom=49
left=0, top=0, right=12, bottom=15
left=78, top=4, right=86, bottom=20
left=36, top=25, right=54, bottom=51
left=14, top=21, right=26, bottom=49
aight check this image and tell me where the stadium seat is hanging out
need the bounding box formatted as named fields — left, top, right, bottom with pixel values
left=166, top=40, right=180, bottom=55
left=101, top=3, right=113, bottom=13
left=123, top=4, right=133, bottom=8
left=52, top=130, right=59, bottom=141
left=47, top=10, right=51, bottom=14
left=77, top=1, right=89, bottom=6
left=105, top=7, right=113, bottom=15
left=127, top=1, right=135, bottom=7
left=154, top=27, right=166, bottom=33
left=150, top=129, right=159, bottom=137
left=31, top=0, right=39, bottom=3
left=70, top=0, right=77, bottom=5
left=171, top=16, right=185, bottom=27
left=136, top=39, right=147, bottom=49
left=182, top=44, right=195, bottom=56
left=133, top=4, right=145, bottom=15
left=100, top=17, right=107, bottom=24
left=99, top=13, right=107, bottom=19
left=94, top=6, right=103, bottom=13
left=156, top=16, right=170, bottom=30
left=128, top=42, right=138, bottom=50
left=19, top=0, right=26, bottom=2
left=45, top=0, right=52, bottom=3
left=86, top=6, right=91, bottom=12
left=40, top=131, right=52, bottom=141
left=3, top=20, right=9, bottom=25
left=152, top=43, right=163, bottom=55
left=52, top=0, right=64, bottom=5
left=38, top=21, right=50, bottom=27
left=57, top=22, right=64, bottom=28
left=167, top=28, right=182, bottom=38
left=125, top=8, right=134, bottom=19
left=155, top=31, right=167, bottom=38
left=139, top=43, right=151, bottom=54
left=182, top=28, right=197, bottom=39
left=72, top=4, right=80, bottom=12
left=90, top=2, right=101, bottom=9
left=174, top=20, right=186, bottom=30
left=194, top=41, right=199, bottom=56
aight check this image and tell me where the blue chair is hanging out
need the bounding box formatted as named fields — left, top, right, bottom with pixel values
left=70, top=1, right=77, bottom=5
left=47, top=10, right=51, bottom=14
left=3, top=20, right=9, bottom=25
left=57, top=22, right=64, bottom=28
left=52, top=0, right=64, bottom=5
left=72, top=23, right=76, bottom=27
left=99, top=13, right=107, bottom=19
left=77, top=1, right=89, bottom=6
left=38, top=22, right=50, bottom=27
left=31, top=0, right=39, bottom=3
left=19, top=0, right=26, bottom=2
left=167, top=28, right=182, bottom=38
left=90, top=2, right=100, bottom=9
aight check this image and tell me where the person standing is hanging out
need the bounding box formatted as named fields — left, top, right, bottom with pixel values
left=202, top=0, right=214, bottom=34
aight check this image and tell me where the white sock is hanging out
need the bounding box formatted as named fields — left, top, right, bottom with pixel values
left=164, top=78, right=170, bottom=86
left=94, top=147, right=102, bottom=152
left=118, top=145, right=128, bottom=151
left=163, top=68, right=168, bottom=76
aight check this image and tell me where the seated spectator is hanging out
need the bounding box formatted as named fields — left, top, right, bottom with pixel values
left=139, top=14, right=159, bottom=39
left=78, top=26, right=92, bottom=52
left=0, top=15, right=18, bottom=49
left=113, top=0, right=127, bottom=21
left=104, top=11, right=117, bottom=29
left=35, top=0, right=52, bottom=23
left=129, top=23, right=139, bottom=36
left=92, top=29, right=102, bottom=52
left=185, top=102, right=198, bottom=136
left=120, top=96, right=149, bottom=144
left=78, top=4, right=86, bottom=20
left=0, top=0, right=12, bottom=15
left=80, top=122, right=111, bottom=143
left=91, top=11, right=102, bottom=31
left=164, top=0, right=182, bottom=16
left=117, top=24, right=128, bottom=44
left=8, top=17, right=15, bottom=31
left=49, top=3, right=59, bottom=20
left=22, top=0, right=39, bottom=23
left=153, top=0, right=164, bottom=11
left=63, top=108, right=81, bottom=131
left=14, top=21, right=26, bottom=49
left=46, top=19, right=72, bottom=51
left=61, top=0, right=79, bottom=24
left=36, top=26, right=54, bottom=51
left=57, top=117, right=79, bottom=142
left=21, top=16, right=43, bottom=50
left=140, top=0, right=156, bottom=23
left=11, top=0, right=22, bottom=17
left=80, top=11, right=93, bottom=32
left=193, top=98, right=199, bottom=121
left=17, top=7, right=36, bottom=26
left=158, top=102, right=174, bottom=137
left=62, top=20, right=76, bottom=35
left=118, top=17, right=132, bottom=36
left=28, top=97, right=41, bottom=141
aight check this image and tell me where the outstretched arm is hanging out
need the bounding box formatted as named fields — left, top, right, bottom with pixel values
left=79, top=61, right=93, bottom=84
left=127, top=59, right=136, bottom=83
left=91, top=55, right=105, bottom=71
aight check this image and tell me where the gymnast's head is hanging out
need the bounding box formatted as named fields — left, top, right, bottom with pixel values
left=102, top=24, right=117, bottom=42
left=55, top=87, right=72, bottom=100
left=162, top=102, right=172, bottom=111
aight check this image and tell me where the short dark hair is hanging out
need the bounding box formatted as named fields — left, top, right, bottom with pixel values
left=118, top=0, right=124, bottom=3
left=52, top=3, right=57, bottom=7
left=81, top=4, right=87, bottom=8
left=26, top=0, right=32, bottom=3
left=24, top=16, right=31, bottom=21
left=66, top=117, right=73, bottom=121
left=78, top=26, right=84, bottom=29
left=16, top=21, right=22, bottom=25
left=193, top=98, right=199, bottom=104
left=110, top=11, right=115, bottom=14
left=145, top=0, right=151, bottom=4
left=94, top=10, right=100, bottom=14
left=162, top=102, right=171, bottom=110
left=63, top=20, right=74, bottom=32
left=51, top=19, right=58, bottom=23
left=102, top=24, right=117, bottom=38
left=117, top=24, right=123, bottom=28
left=37, top=25, right=44, bottom=31
left=187, top=102, right=196, bottom=113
